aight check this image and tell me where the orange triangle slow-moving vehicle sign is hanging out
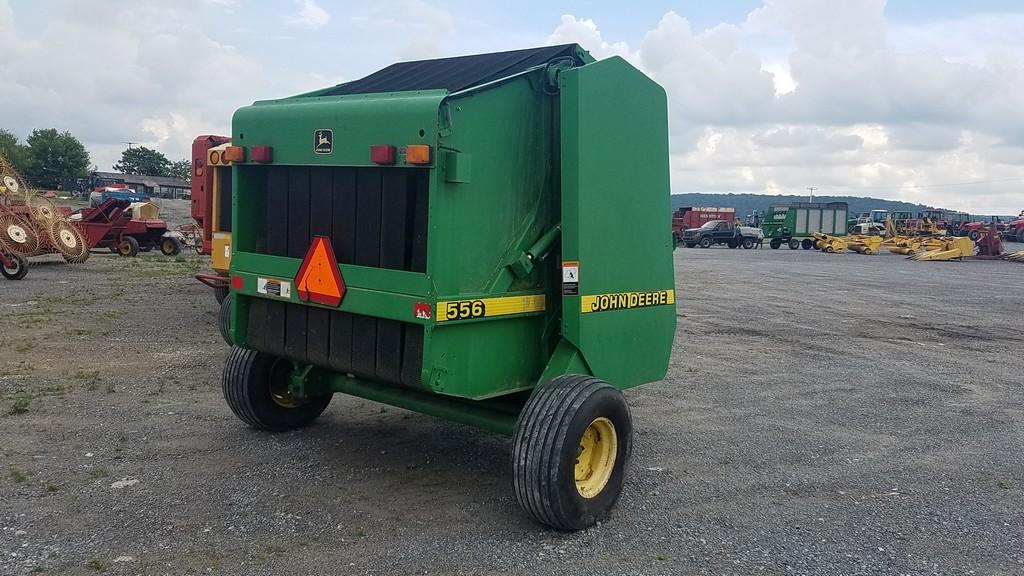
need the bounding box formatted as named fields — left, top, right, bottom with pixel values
left=295, top=236, right=345, bottom=307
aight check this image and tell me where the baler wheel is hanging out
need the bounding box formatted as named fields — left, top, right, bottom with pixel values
left=161, top=236, right=182, bottom=256
left=218, top=296, right=232, bottom=346
left=222, top=347, right=332, bottom=432
left=215, top=286, right=228, bottom=305
left=1, top=254, right=28, bottom=280
left=118, top=236, right=140, bottom=257
left=512, top=374, right=631, bottom=530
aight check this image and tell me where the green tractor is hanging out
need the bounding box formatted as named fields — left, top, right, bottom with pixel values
left=216, top=44, right=676, bottom=530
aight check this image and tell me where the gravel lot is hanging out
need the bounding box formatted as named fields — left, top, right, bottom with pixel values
left=1, top=241, right=1022, bottom=575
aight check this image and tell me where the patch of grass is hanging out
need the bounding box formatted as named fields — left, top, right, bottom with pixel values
left=656, top=554, right=667, bottom=561
left=45, top=483, right=60, bottom=493
left=8, top=391, right=32, bottom=415
left=97, top=310, right=122, bottom=321
left=104, top=381, right=115, bottom=394
left=355, top=527, right=367, bottom=539
left=88, top=467, right=110, bottom=479
left=8, top=464, right=29, bottom=483
left=997, top=479, right=1012, bottom=490
left=87, top=559, right=108, bottom=572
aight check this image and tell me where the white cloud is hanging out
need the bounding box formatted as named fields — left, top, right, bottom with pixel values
left=546, top=15, right=631, bottom=61
left=0, top=0, right=290, bottom=170
left=286, top=0, right=330, bottom=31
left=547, top=4, right=1024, bottom=213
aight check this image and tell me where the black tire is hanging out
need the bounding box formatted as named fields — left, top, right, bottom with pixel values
left=698, top=236, right=713, bottom=249
left=802, top=239, right=814, bottom=250
left=118, top=236, right=140, bottom=257
left=968, top=230, right=980, bottom=241
left=788, top=238, right=801, bottom=250
left=741, top=238, right=755, bottom=249
left=214, top=286, right=228, bottom=305
left=222, top=347, right=332, bottom=432
left=825, top=246, right=835, bottom=253
left=1, top=254, right=28, bottom=280
left=218, top=296, right=232, bottom=345
left=161, top=236, right=182, bottom=256
left=770, top=238, right=782, bottom=250
left=512, top=374, right=632, bottom=531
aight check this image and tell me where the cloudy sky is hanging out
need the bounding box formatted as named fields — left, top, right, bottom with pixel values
left=2, top=0, right=1022, bottom=213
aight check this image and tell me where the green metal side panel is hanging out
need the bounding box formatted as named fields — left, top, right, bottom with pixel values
left=420, top=68, right=561, bottom=399
left=558, top=57, right=675, bottom=389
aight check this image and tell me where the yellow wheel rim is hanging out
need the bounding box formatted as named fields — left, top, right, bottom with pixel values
left=269, top=360, right=299, bottom=408
left=574, top=417, right=617, bottom=499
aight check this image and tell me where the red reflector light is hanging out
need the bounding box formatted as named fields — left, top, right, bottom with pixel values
left=223, top=146, right=245, bottom=163
left=405, top=144, right=432, bottom=165
left=251, top=145, right=272, bottom=163
left=230, top=275, right=243, bottom=289
left=370, top=144, right=396, bottom=165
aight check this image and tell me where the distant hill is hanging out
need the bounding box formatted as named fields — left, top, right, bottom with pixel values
left=670, top=193, right=938, bottom=220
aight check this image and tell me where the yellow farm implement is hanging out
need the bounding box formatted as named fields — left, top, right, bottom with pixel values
left=907, top=236, right=976, bottom=261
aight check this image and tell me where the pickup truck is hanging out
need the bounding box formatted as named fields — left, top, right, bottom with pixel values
left=679, top=220, right=763, bottom=249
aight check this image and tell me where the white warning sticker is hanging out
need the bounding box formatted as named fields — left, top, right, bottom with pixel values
left=562, top=261, right=579, bottom=296
left=257, top=277, right=291, bottom=299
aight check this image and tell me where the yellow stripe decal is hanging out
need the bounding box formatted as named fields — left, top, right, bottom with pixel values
left=436, top=295, right=546, bottom=322
left=580, top=289, right=675, bottom=314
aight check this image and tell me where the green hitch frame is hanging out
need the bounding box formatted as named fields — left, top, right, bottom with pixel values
left=298, top=367, right=523, bottom=436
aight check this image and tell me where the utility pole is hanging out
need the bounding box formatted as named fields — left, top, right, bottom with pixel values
left=807, top=186, right=817, bottom=202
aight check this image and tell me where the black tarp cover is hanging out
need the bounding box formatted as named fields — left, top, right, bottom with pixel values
left=318, top=44, right=584, bottom=97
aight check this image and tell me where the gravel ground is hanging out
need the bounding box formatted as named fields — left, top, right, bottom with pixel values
left=1, top=243, right=1022, bottom=575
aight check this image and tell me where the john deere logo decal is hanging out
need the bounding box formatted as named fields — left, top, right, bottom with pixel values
left=314, top=129, right=333, bottom=154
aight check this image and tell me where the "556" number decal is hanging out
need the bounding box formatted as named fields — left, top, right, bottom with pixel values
left=434, top=295, right=546, bottom=322
left=444, top=299, right=486, bottom=321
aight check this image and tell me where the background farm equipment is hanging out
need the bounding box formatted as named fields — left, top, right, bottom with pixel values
left=763, top=202, right=849, bottom=249
left=1, top=155, right=91, bottom=267
left=812, top=232, right=846, bottom=253
left=907, top=236, right=976, bottom=261
left=846, top=235, right=883, bottom=254
left=190, top=136, right=234, bottom=302
left=70, top=198, right=182, bottom=257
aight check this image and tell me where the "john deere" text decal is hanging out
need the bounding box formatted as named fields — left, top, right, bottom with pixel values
left=580, top=289, right=675, bottom=314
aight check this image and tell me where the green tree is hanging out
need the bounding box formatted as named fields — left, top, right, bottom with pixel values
left=0, top=129, right=27, bottom=171
left=169, top=158, right=192, bottom=183
left=23, top=129, right=91, bottom=189
left=113, top=146, right=171, bottom=177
